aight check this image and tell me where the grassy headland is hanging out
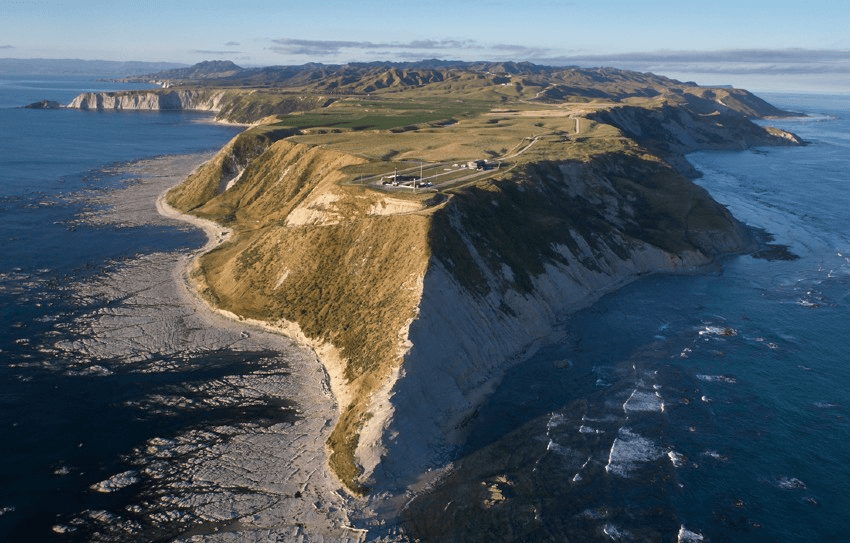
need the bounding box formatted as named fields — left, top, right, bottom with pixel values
left=151, top=61, right=802, bottom=492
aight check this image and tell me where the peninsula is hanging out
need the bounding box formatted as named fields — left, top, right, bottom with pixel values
left=67, top=60, right=800, bottom=500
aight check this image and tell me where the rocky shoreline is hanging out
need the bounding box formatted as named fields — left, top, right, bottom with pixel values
left=56, top=153, right=366, bottom=542
left=63, top=65, right=804, bottom=539
left=76, top=144, right=785, bottom=542
left=159, top=113, right=790, bottom=500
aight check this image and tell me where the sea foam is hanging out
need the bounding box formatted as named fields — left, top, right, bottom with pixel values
left=622, top=389, right=665, bottom=413
left=677, top=525, right=705, bottom=542
left=605, top=427, right=663, bottom=477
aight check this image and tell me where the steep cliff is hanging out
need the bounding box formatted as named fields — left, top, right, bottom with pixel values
left=149, top=60, right=808, bottom=495
left=67, top=61, right=798, bottom=128
left=163, top=100, right=779, bottom=493
left=67, top=89, right=227, bottom=112
left=354, top=152, right=754, bottom=490
left=167, top=135, right=433, bottom=490
left=588, top=94, right=802, bottom=175
left=66, top=89, right=332, bottom=123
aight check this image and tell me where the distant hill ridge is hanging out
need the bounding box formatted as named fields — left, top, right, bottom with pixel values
left=0, top=58, right=186, bottom=76
left=115, top=60, right=790, bottom=120
left=55, top=58, right=805, bottom=496
left=123, top=59, right=656, bottom=90
left=145, top=59, right=801, bottom=495
left=128, top=60, right=244, bottom=82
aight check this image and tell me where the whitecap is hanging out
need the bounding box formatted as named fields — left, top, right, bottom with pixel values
left=776, top=476, right=807, bottom=490
left=623, top=389, right=664, bottom=413
left=702, top=450, right=727, bottom=461
left=668, top=450, right=685, bottom=467
left=547, top=413, right=567, bottom=429
left=582, top=415, right=618, bottom=423
left=579, top=425, right=604, bottom=434
left=546, top=439, right=568, bottom=455
left=605, top=427, right=663, bottom=477
left=573, top=456, right=592, bottom=482
left=699, top=326, right=737, bottom=337
left=603, top=523, right=630, bottom=541
left=0, top=506, right=15, bottom=517
left=677, top=525, right=705, bottom=542
left=696, top=374, right=737, bottom=384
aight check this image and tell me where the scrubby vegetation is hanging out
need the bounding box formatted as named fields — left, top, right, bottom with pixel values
left=161, top=61, right=799, bottom=492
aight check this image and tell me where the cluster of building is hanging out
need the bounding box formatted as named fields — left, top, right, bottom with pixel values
left=379, top=159, right=490, bottom=188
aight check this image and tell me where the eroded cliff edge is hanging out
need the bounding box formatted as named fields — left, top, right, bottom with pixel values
left=155, top=63, right=801, bottom=495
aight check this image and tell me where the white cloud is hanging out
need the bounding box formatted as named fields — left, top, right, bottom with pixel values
left=269, top=38, right=482, bottom=57
left=192, top=50, right=241, bottom=56
left=539, top=49, right=850, bottom=75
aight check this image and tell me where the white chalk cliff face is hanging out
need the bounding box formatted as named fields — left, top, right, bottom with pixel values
left=65, top=89, right=334, bottom=124
left=67, top=90, right=227, bottom=112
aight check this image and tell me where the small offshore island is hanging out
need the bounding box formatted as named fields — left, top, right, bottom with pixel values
left=64, top=59, right=801, bottom=539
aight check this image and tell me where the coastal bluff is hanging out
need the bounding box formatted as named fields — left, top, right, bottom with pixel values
left=91, top=61, right=802, bottom=496
left=67, top=89, right=227, bottom=113
left=66, top=88, right=331, bottom=123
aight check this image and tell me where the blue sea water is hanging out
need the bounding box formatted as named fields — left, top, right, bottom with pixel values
left=1, top=75, right=848, bottom=542
left=411, top=93, right=850, bottom=541
left=0, top=76, right=246, bottom=541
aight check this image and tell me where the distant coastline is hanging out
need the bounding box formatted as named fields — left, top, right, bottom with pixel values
left=0, top=57, right=186, bottom=76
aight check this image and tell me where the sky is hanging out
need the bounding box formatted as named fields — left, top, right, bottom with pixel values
left=2, top=0, right=849, bottom=92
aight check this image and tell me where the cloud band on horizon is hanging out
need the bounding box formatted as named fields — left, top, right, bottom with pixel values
left=269, top=38, right=484, bottom=57
left=541, top=49, right=850, bottom=74
left=192, top=50, right=242, bottom=56
left=268, top=37, right=552, bottom=60
left=267, top=38, right=848, bottom=76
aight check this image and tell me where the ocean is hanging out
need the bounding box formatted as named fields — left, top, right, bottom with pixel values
left=404, top=93, right=850, bottom=542
left=1, top=75, right=848, bottom=542
left=0, top=75, right=273, bottom=542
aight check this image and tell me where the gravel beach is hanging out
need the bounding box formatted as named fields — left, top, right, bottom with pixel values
left=52, top=153, right=365, bottom=542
